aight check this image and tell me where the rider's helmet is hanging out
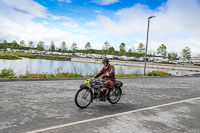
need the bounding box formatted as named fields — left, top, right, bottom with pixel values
left=102, top=57, right=109, bottom=64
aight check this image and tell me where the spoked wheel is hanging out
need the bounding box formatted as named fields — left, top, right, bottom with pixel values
left=75, top=88, right=92, bottom=108
left=107, top=87, right=122, bottom=104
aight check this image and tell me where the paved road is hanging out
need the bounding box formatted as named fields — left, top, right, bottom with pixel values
left=0, top=77, right=200, bottom=133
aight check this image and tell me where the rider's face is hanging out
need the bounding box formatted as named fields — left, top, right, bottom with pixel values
left=103, top=62, right=107, bottom=67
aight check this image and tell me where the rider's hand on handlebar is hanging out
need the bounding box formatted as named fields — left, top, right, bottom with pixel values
left=102, top=74, right=106, bottom=79
left=101, top=79, right=105, bottom=82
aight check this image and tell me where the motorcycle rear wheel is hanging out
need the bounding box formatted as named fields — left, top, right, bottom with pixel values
left=107, top=87, right=121, bottom=104
left=75, top=88, right=92, bottom=108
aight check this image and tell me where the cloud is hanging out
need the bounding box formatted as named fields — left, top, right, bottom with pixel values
left=2, top=0, right=47, bottom=18
left=93, top=0, right=119, bottom=5
left=94, top=10, right=102, bottom=13
left=0, top=0, right=88, bottom=47
left=1, top=0, right=200, bottom=55
left=47, top=14, right=73, bottom=21
left=41, top=20, right=49, bottom=25
left=85, top=21, right=99, bottom=27
left=61, top=22, right=79, bottom=28
left=91, top=0, right=200, bottom=55
left=58, top=0, right=72, bottom=3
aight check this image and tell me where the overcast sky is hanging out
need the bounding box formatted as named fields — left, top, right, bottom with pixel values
left=0, top=0, right=200, bottom=56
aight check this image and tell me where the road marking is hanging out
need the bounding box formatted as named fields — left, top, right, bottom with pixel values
left=26, top=96, right=200, bottom=133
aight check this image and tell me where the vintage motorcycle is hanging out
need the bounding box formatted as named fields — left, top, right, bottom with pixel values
left=75, top=78, right=123, bottom=108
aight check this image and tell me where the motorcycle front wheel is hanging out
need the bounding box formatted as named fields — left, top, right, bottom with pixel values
left=75, top=87, right=92, bottom=108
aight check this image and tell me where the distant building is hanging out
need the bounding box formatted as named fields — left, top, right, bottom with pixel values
left=106, top=55, right=114, bottom=59
left=7, top=48, right=11, bottom=51
left=191, top=57, right=200, bottom=65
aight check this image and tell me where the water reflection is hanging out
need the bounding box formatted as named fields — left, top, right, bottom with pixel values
left=0, top=58, right=193, bottom=76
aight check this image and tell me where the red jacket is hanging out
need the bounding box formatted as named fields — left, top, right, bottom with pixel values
left=94, top=64, right=115, bottom=88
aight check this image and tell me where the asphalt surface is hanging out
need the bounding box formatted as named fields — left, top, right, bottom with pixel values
left=0, top=77, right=200, bottom=133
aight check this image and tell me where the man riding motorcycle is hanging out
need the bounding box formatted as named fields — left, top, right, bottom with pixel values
left=94, top=57, right=115, bottom=101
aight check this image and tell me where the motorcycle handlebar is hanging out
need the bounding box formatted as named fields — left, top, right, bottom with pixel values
left=90, top=78, right=105, bottom=83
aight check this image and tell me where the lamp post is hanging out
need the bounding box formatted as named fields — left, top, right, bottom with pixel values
left=144, top=16, right=155, bottom=76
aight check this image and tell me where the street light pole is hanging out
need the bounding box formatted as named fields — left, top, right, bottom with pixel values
left=144, top=16, right=155, bottom=76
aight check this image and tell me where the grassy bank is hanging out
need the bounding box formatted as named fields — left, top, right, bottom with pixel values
left=147, top=71, right=172, bottom=76
left=13, top=52, right=37, bottom=58
left=0, top=52, right=71, bottom=61
left=35, top=55, right=71, bottom=61
left=0, top=52, right=21, bottom=60
left=0, top=68, right=173, bottom=79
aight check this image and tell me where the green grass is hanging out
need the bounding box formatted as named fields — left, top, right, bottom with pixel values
left=0, top=52, right=71, bottom=61
left=18, top=72, right=83, bottom=78
left=116, top=73, right=143, bottom=77
left=0, top=52, right=21, bottom=60
left=0, top=72, right=172, bottom=79
left=35, top=55, right=71, bottom=61
left=147, top=71, right=173, bottom=76
left=13, top=52, right=37, bottom=58
left=0, top=68, right=173, bottom=79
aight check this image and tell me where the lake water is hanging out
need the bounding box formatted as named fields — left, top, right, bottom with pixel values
left=0, top=58, right=193, bottom=76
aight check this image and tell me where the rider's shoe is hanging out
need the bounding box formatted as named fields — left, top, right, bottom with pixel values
left=100, top=95, right=106, bottom=102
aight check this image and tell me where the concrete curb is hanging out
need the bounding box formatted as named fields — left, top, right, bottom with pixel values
left=0, top=76, right=199, bottom=82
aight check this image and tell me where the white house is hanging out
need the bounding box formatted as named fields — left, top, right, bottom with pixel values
left=106, top=55, right=114, bottom=59
left=119, top=56, right=128, bottom=60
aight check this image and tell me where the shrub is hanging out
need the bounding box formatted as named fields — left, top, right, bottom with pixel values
left=115, top=73, right=143, bottom=77
left=0, top=68, right=15, bottom=78
left=85, top=74, right=95, bottom=78
left=147, top=71, right=172, bottom=76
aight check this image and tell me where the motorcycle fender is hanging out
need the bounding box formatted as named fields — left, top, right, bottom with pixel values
left=116, top=87, right=122, bottom=94
left=119, top=87, right=122, bottom=93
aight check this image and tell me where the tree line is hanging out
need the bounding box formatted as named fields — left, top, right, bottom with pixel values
left=0, top=40, right=191, bottom=60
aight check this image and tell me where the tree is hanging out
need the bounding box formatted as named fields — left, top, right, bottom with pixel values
left=103, top=41, right=110, bottom=50
left=119, top=42, right=126, bottom=56
left=128, top=48, right=132, bottom=53
left=108, top=47, right=115, bottom=55
left=28, top=41, right=34, bottom=48
left=3, top=40, right=8, bottom=44
left=101, top=41, right=110, bottom=55
left=137, top=43, right=145, bottom=54
left=20, top=40, right=25, bottom=47
left=58, top=48, right=62, bottom=52
left=12, top=40, right=17, bottom=44
left=153, top=52, right=156, bottom=57
left=85, top=42, right=91, bottom=50
left=71, top=42, right=77, bottom=52
left=101, top=49, right=106, bottom=55
left=49, top=41, right=55, bottom=52
left=61, top=41, right=67, bottom=51
left=182, top=46, right=191, bottom=61
left=168, top=52, right=178, bottom=61
left=37, top=41, right=44, bottom=51
left=2, top=40, right=9, bottom=47
left=131, top=46, right=136, bottom=53
left=11, top=40, right=18, bottom=49
left=157, top=44, right=167, bottom=58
